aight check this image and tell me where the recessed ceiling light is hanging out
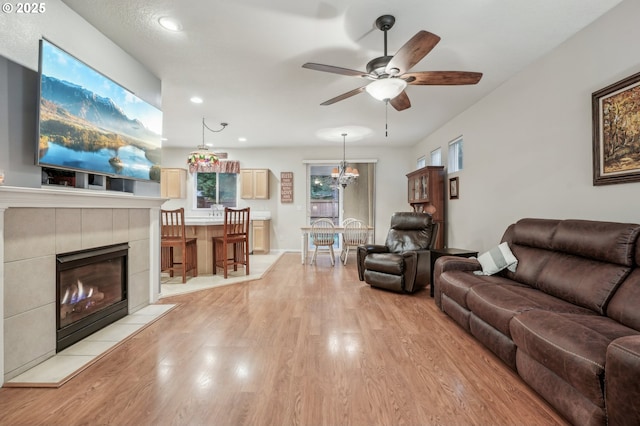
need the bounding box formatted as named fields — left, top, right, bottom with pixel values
left=158, top=17, right=182, bottom=32
left=238, top=137, right=247, bottom=142
left=190, top=96, right=203, bottom=104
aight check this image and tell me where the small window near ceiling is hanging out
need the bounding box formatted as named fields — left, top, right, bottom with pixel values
left=194, top=172, right=237, bottom=209
left=430, top=148, right=442, bottom=166
left=417, top=156, right=426, bottom=169
left=448, top=136, right=463, bottom=173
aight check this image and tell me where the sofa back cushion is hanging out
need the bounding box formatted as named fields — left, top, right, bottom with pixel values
left=607, top=269, right=640, bottom=330
left=501, top=220, right=557, bottom=287
left=501, top=218, right=640, bottom=314
left=552, top=220, right=640, bottom=266
left=536, top=253, right=631, bottom=314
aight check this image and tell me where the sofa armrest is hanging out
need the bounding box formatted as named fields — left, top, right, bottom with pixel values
left=605, top=335, right=640, bottom=425
left=357, top=244, right=389, bottom=281
left=433, top=256, right=482, bottom=308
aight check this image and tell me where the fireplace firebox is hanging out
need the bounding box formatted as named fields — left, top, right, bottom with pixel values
left=56, top=243, right=129, bottom=352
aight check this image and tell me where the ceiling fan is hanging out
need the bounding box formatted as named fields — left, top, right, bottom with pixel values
left=302, top=15, right=483, bottom=111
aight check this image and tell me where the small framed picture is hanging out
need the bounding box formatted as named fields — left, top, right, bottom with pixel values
left=449, top=177, right=459, bottom=199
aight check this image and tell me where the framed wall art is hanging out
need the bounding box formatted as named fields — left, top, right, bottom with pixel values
left=592, top=71, right=640, bottom=185
left=449, top=177, right=459, bottom=199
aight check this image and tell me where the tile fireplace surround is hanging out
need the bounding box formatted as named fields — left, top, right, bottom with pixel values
left=0, top=186, right=165, bottom=384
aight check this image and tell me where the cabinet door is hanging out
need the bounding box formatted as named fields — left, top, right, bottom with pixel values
left=160, top=168, right=186, bottom=199
left=240, top=169, right=270, bottom=199
left=252, top=220, right=270, bottom=253
left=240, top=170, right=255, bottom=199
left=253, top=169, right=269, bottom=199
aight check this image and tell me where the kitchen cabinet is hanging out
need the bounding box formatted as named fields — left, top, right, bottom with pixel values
left=241, top=169, right=269, bottom=199
left=160, top=168, right=187, bottom=199
left=252, top=219, right=271, bottom=254
left=406, top=165, right=445, bottom=248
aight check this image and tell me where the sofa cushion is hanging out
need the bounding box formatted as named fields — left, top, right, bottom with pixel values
left=551, top=220, right=640, bottom=266
left=536, top=253, right=631, bottom=314
left=438, top=271, right=514, bottom=310
left=511, top=311, right=640, bottom=405
left=467, top=284, right=595, bottom=337
left=607, top=269, right=640, bottom=330
left=500, top=244, right=552, bottom=287
left=508, top=218, right=559, bottom=249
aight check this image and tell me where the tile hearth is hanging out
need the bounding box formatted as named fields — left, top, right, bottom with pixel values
left=5, top=304, right=176, bottom=388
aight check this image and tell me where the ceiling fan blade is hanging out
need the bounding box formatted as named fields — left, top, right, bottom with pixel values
left=404, top=71, right=483, bottom=85
left=385, top=31, right=441, bottom=75
left=320, top=86, right=367, bottom=106
left=302, top=63, right=368, bottom=77
left=390, top=91, right=411, bottom=111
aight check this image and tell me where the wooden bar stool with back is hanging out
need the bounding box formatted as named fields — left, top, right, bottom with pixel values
left=161, top=207, right=198, bottom=283
left=212, top=207, right=250, bottom=278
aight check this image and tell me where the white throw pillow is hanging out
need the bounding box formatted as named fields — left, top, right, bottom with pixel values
left=474, top=242, right=518, bottom=276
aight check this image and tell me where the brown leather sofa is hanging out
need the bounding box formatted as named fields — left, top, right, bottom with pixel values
left=357, top=212, right=438, bottom=293
left=434, top=218, right=640, bottom=426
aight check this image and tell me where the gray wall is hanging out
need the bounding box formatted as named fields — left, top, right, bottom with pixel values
left=412, top=0, right=640, bottom=252
left=0, top=56, right=40, bottom=188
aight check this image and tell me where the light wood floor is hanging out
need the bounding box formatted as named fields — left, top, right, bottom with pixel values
left=0, top=253, right=568, bottom=425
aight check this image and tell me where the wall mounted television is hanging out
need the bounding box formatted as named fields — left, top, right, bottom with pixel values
left=36, top=39, right=162, bottom=182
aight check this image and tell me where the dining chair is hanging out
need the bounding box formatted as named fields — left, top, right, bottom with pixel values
left=340, top=219, right=368, bottom=265
left=310, top=218, right=337, bottom=266
left=161, top=207, right=198, bottom=283
left=212, top=207, right=250, bottom=278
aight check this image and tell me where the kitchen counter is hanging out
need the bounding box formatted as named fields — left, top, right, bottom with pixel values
left=183, top=211, right=272, bottom=273
left=185, top=210, right=271, bottom=226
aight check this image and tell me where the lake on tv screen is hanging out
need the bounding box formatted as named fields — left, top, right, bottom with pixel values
left=41, top=143, right=155, bottom=180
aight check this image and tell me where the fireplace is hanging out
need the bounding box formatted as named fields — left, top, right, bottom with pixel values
left=56, top=243, right=129, bottom=352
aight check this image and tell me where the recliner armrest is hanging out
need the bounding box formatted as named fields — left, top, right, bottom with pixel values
left=605, top=336, right=640, bottom=425
left=357, top=244, right=389, bottom=281
left=401, top=249, right=431, bottom=293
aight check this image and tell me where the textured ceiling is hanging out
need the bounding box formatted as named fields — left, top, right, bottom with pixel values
left=61, top=0, right=623, bottom=150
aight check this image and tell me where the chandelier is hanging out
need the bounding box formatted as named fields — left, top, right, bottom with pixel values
left=331, top=133, right=359, bottom=188
left=187, top=118, right=228, bottom=173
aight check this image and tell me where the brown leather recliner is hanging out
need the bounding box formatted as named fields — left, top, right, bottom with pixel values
left=357, top=212, right=438, bottom=293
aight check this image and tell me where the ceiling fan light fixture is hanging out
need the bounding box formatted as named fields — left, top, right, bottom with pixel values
left=365, top=78, right=407, bottom=101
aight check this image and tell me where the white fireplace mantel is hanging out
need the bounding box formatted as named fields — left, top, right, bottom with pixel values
left=0, top=185, right=167, bottom=384
left=0, top=185, right=166, bottom=209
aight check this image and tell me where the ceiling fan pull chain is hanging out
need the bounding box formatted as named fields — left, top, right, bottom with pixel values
left=385, top=100, right=389, bottom=137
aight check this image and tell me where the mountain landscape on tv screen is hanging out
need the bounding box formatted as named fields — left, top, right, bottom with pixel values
left=38, top=75, right=161, bottom=180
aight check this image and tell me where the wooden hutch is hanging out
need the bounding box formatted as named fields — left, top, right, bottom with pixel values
left=406, top=165, right=445, bottom=248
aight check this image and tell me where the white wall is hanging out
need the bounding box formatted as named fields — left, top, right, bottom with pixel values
left=0, top=0, right=160, bottom=107
left=161, top=145, right=412, bottom=250
left=0, top=0, right=161, bottom=192
left=412, top=0, right=640, bottom=252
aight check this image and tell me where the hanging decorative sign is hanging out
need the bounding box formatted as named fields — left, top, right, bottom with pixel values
left=280, top=172, right=293, bottom=203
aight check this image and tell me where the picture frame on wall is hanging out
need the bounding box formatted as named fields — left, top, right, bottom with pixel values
left=449, top=177, right=459, bottom=199
left=592, top=71, right=640, bottom=185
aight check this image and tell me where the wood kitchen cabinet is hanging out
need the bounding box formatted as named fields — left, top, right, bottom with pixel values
left=160, top=168, right=187, bottom=199
left=240, top=169, right=269, bottom=199
left=406, top=165, right=445, bottom=248
left=252, top=219, right=271, bottom=254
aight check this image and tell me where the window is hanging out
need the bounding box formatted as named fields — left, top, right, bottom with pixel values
left=194, top=172, right=237, bottom=209
left=430, top=148, right=442, bottom=166
left=448, top=136, right=463, bottom=172
left=416, top=156, right=426, bottom=169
